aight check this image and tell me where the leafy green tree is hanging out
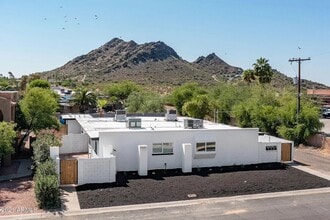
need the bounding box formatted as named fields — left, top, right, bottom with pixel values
left=126, top=92, right=144, bottom=113
left=210, top=82, right=249, bottom=124
left=28, top=79, right=51, bottom=90
left=277, top=94, right=323, bottom=144
left=0, top=122, right=16, bottom=159
left=0, top=77, right=11, bottom=90
left=253, top=57, right=273, bottom=84
left=232, top=85, right=281, bottom=135
left=107, top=81, right=140, bottom=106
left=126, top=91, right=164, bottom=113
left=19, top=88, right=59, bottom=147
left=182, top=95, right=210, bottom=119
left=170, top=82, right=206, bottom=115
left=71, top=87, right=97, bottom=113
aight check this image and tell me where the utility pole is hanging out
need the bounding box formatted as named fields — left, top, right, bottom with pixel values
left=288, top=57, right=311, bottom=118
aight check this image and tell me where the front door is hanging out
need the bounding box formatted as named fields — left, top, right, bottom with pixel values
left=60, top=159, right=78, bottom=185
left=281, top=143, right=292, bottom=161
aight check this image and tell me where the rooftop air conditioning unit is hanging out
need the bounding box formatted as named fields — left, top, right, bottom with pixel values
left=127, top=118, right=142, bottom=129
left=184, top=119, right=203, bottom=129
left=165, top=109, right=177, bottom=121
left=115, top=110, right=126, bottom=122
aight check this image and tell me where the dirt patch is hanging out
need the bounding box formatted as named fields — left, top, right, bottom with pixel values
left=76, top=163, right=330, bottom=209
left=0, top=177, right=41, bottom=216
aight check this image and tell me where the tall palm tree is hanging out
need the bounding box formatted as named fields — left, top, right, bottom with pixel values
left=253, top=57, right=273, bottom=84
left=72, top=87, right=97, bottom=113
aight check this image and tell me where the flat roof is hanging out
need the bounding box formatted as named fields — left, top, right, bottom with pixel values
left=258, top=134, right=292, bottom=144
left=61, top=114, right=245, bottom=139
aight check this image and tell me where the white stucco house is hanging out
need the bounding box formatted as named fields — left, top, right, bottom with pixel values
left=51, top=110, right=293, bottom=185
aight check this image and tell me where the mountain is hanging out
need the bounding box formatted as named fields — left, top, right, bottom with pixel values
left=42, top=38, right=242, bottom=86
left=42, top=38, right=329, bottom=90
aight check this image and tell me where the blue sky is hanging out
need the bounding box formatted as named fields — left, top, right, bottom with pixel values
left=1, top=0, right=330, bottom=86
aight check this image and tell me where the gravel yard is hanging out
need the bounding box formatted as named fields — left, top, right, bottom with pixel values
left=0, top=177, right=41, bottom=216
left=76, top=163, right=330, bottom=209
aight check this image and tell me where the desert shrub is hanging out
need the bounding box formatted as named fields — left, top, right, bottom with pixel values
left=35, top=159, right=57, bottom=177
left=34, top=174, right=60, bottom=209
left=31, top=129, right=61, bottom=170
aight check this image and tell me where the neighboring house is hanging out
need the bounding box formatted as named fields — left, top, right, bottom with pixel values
left=51, top=86, right=75, bottom=113
left=0, top=91, right=18, bottom=166
left=51, top=110, right=293, bottom=185
left=0, top=91, right=18, bottom=122
left=307, top=89, right=330, bottom=106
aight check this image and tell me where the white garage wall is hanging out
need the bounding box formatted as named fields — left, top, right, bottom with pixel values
left=99, top=128, right=260, bottom=172
left=258, top=142, right=281, bottom=163
left=78, top=156, right=116, bottom=185
left=67, top=120, right=81, bottom=134
left=60, top=134, right=89, bottom=154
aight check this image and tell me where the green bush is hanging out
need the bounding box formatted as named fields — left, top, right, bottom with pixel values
left=34, top=174, right=61, bottom=209
left=35, top=159, right=57, bottom=177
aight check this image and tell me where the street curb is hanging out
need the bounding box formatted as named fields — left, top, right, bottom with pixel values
left=2, top=187, right=330, bottom=219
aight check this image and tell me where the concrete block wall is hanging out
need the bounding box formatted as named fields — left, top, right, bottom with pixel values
left=78, top=156, right=116, bottom=185
left=61, top=134, right=88, bottom=154
left=67, top=120, right=82, bottom=134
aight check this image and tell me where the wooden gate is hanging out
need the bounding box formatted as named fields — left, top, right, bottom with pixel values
left=281, top=143, right=292, bottom=161
left=60, top=159, right=78, bottom=185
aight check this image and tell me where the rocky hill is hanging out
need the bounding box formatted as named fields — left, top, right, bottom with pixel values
left=42, top=38, right=329, bottom=90
left=42, top=38, right=242, bottom=86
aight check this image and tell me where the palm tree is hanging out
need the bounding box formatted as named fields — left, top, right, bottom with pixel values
left=253, top=57, right=273, bottom=84
left=72, top=87, right=97, bottom=113
left=242, top=69, right=256, bottom=84
left=97, top=99, right=108, bottom=116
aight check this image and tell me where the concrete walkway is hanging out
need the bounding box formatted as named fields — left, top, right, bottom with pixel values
left=0, top=159, right=32, bottom=182
left=60, top=185, right=81, bottom=212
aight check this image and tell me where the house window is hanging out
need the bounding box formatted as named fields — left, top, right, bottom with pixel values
left=92, top=139, right=99, bottom=154
left=152, top=143, right=173, bottom=155
left=196, top=142, right=216, bottom=152
left=266, top=145, right=277, bottom=151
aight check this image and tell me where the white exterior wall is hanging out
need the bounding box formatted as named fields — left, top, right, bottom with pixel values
left=258, top=142, right=281, bottom=163
left=99, top=128, right=260, bottom=172
left=78, top=156, right=116, bottom=185
left=49, top=147, right=59, bottom=160
left=61, top=134, right=88, bottom=154
left=55, top=157, right=60, bottom=181
left=182, top=143, right=192, bottom=173
left=138, top=145, right=148, bottom=176
left=67, top=120, right=82, bottom=134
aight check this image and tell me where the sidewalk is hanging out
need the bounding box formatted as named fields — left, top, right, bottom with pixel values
left=0, top=159, right=32, bottom=182
left=61, top=185, right=81, bottom=212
